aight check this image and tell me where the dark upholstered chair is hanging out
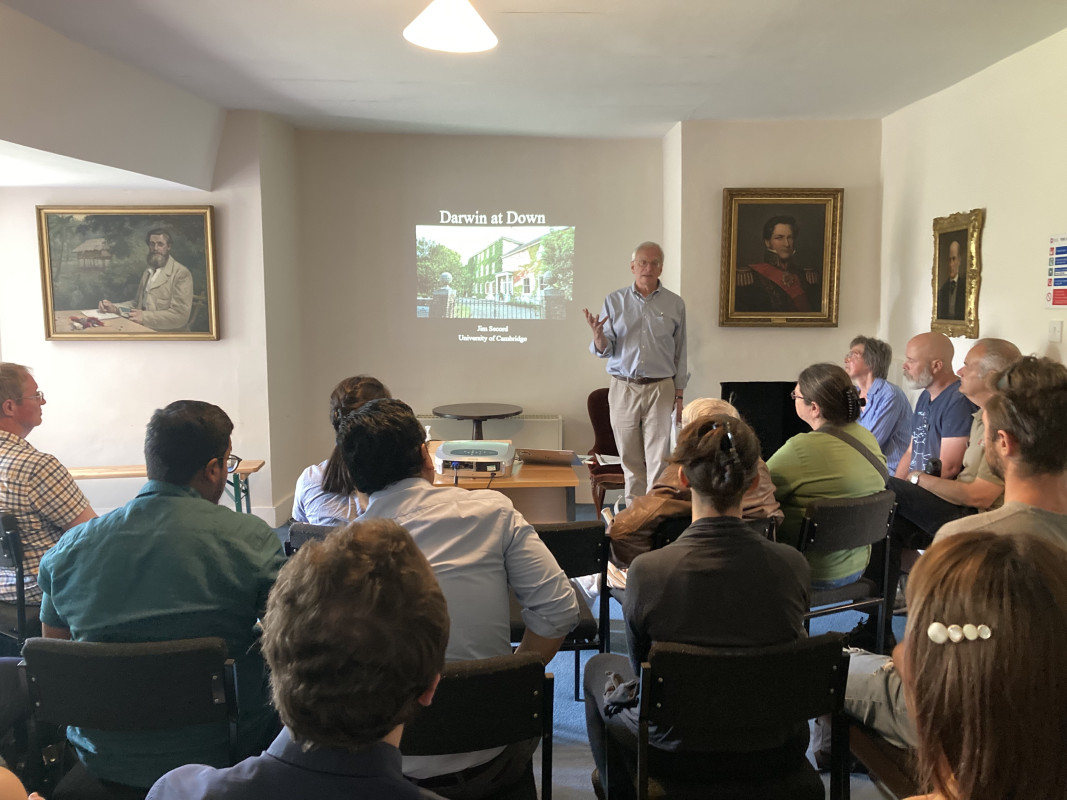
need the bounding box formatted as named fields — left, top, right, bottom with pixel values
left=798, top=489, right=898, bottom=654
left=401, top=653, right=554, bottom=800
left=587, top=388, right=625, bottom=513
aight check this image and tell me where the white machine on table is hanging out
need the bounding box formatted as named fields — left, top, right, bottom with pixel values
left=434, top=440, right=516, bottom=478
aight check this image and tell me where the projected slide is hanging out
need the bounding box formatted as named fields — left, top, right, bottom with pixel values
left=416, top=220, right=574, bottom=321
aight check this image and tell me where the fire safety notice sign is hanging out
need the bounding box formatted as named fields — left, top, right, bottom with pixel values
left=1047, top=235, right=1067, bottom=307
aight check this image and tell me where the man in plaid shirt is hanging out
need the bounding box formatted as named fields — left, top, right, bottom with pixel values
left=0, top=363, right=96, bottom=613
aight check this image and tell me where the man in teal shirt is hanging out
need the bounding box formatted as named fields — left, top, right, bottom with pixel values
left=38, top=400, right=285, bottom=792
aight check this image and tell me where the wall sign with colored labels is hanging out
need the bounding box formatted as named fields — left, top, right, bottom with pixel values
left=1047, top=234, right=1067, bottom=307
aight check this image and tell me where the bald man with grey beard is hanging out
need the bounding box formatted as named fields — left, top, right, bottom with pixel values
left=894, top=332, right=975, bottom=480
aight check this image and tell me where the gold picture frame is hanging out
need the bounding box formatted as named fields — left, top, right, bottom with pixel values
left=38, top=206, right=219, bottom=341
left=930, top=208, right=984, bottom=339
left=719, top=188, right=843, bottom=327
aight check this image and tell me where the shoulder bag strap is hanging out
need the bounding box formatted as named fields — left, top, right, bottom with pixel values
left=819, top=426, right=890, bottom=487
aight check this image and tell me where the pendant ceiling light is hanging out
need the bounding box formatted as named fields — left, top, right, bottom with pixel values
left=403, top=0, right=498, bottom=53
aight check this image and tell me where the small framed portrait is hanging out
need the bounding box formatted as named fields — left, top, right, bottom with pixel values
left=719, top=188, right=843, bottom=327
left=38, top=206, right=219, bottom=341
left=931, top=208, right=984, bottom=339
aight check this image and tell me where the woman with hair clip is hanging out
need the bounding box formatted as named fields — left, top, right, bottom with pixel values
left=605, top=396, right=783, bottom=588
left=584, top=414, right=810, bottom=800
left=292, top=375, right=390, bottom=526
left=897, top=530, right=1067, bottom=800
left=768, top=362, right=887, bottom=589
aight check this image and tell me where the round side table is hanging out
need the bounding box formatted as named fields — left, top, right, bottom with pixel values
left=432, top=403, right=523, bottom=440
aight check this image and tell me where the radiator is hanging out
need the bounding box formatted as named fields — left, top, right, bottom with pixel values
left=417, top=414, right=563, bottom=450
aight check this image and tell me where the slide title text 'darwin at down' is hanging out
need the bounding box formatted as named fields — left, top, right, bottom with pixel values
left=439, top=210, right=547, bottom=225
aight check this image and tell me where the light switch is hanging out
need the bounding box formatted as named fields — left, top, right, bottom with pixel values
left=1051, top=321, right=1063, bottom=343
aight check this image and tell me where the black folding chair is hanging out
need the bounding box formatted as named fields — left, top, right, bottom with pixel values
left=0, top=514, right=36, bottom=648
left=509, top=520, right=609, bottom=700
left=401, top=653, right=554, bottom=800
left=799, top=489, right=898, bottom=654
left=619, top=634, right=851, bottom=800
left=21, top=637, right=239, bottom=798
left=651, top=514, right=775, bottom=552
left=284, top=522, right=335, bottom=556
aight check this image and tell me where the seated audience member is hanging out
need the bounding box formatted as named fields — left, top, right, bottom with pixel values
left=584, top=415, right=810, bottom=800
left=339, top=398, right=579, bottom=800
left=37, top=400, right=286, bottom=793
left=839, top=355, right=1067, bottom=752
left=894, top=332, right=976, bottom=479
left=148, top=519, right=450, bottom=800
left=292, top=375, right=391, bottom=525
left=0, top=363, right=95, bottom=626
left=844, top=335, right=911, bottom=473
left=896, top=530, right=1067, bottom=800
left=768, top=363, right=886, bottom=589
left=889, top=339, right=1019, bottom=537
left=936, top=354, right=1067, bottom=542
left=0, top=363, right=97, bottom=726
left=864, top=338, right=1021, bottom=633
left=606, top=397, right=782, bottom=590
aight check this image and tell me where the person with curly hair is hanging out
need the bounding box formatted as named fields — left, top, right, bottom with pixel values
left=149, top=518, right=450, bottom=800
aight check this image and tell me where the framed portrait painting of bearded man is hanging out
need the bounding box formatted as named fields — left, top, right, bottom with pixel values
left=719, top=188, right=843, bottom=328
left=38, top=206, right=219, bottom=341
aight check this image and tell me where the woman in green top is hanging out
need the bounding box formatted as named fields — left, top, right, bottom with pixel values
left=768, top=362, right=887, bottom=588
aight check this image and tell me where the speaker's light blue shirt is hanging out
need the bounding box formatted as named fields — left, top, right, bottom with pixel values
left=591, top=282, right=687, bottom=392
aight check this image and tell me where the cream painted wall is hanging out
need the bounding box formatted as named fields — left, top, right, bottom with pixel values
left=258, top=114, right=309, bottom=518
left=0, top=112, right=280, bottom=520
left=0, top=4, right=224, bottom=190
left=882, top=28, right=1067, bottom=366
left=295, top=126, right=885, bottom=503
left=671, top=120, right=884, bottom=401
left=296, top=132, right=663, bottom=499
left=662, top=125, right=684, bottom=292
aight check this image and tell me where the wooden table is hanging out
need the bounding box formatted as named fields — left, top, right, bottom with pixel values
left=68, top=460, right=265, bottom=513
left=428, top=443, right=578, bottom=522
left=53, top=311, right=152, bottom=334
left=432, top=403, right=523, bottom=440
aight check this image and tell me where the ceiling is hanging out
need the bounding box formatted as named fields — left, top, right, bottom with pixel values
left=6, top=0, right=1067, bottom=142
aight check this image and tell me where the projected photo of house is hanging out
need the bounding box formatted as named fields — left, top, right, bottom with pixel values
left=416, top=225, right=574, bottom=320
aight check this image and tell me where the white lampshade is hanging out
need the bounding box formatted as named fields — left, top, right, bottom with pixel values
left=403, top=0, right=498, bottom=54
